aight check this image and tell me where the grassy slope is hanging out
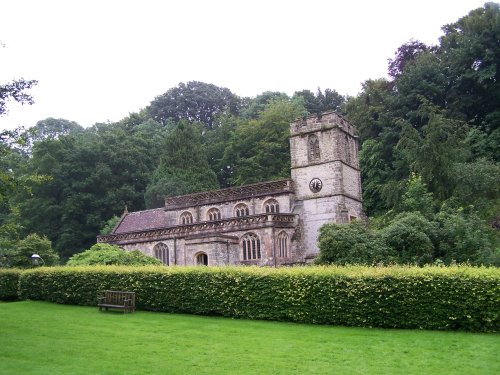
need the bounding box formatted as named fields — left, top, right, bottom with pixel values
left=0, top=301, right=498, bottom=375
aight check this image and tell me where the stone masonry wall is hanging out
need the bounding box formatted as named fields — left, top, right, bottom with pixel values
left=163, top=193, right=293, bottom=226
left=121, top=226, right=300, bottom=266
left=289, top=111, right=363, bottom=256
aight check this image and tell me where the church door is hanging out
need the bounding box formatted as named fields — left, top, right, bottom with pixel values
left=196, top=253, right=208, bottom=266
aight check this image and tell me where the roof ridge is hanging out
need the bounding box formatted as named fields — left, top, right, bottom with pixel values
left=125, top=207, right=165, bottom=215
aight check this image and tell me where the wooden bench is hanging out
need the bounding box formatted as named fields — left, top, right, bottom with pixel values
left=97, top=290, right=135, bottom=313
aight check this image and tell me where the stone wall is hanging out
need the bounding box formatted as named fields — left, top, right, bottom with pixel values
left=120, top=225, right=300, bottom=266
left=163, top=192, right=293, bottom=226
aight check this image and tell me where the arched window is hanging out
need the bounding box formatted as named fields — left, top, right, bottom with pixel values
left=277, top=231, right=288, bottom=258
left=241, top=233, right=261, bottom=260
left=234, top=203, right=250, bottom=217
left=196, top=252, right=208, bottom=266
left=345, top=134, right=351, bottom=164
left=207, top=208, right=221, bottom=221
left=154, top=243, right=169, bottom=265
left=180, top=211, right=193, bottom=225
left=308, top=134, right=320, bottom=161
left=264, top=199, right=279, bottom=213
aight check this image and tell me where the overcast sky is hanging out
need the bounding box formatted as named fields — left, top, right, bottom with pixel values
left=0, top=0, right=488, bottom=130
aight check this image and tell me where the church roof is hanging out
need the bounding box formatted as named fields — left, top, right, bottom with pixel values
left=164, top=179, right=293, bottom=209
left=113, top=207, right=166, bottom=234
left=112, top=179, right=294, bottom=235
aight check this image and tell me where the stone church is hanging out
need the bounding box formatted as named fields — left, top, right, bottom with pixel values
left=97, top=111, right=364, bottom=266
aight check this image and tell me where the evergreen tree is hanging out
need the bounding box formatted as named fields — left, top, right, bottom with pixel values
left=145, top=121, right=219, bottom=208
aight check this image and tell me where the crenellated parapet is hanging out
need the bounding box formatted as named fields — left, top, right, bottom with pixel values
left=290, top=111, right=358, bottom=138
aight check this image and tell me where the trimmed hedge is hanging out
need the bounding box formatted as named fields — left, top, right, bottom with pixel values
left=0, top=269, right=21, bottom=300
left=11, top=265, right=500, bottom=331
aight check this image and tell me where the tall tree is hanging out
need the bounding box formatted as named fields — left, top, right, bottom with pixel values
left=32, top=118, right=84, bottom=140
left=0, top=75, right=39, bottom=254
left=343, top=79, right=405, bottom=214
left=239, top=91, right=289, bottom=119
left=439, top=2, right=500, bottom=134
left=203, top=114, right=238, bottom=188
left=221, top=98, right=306, bottom=186
left=392, top=52, right=448, bottom=127
left=0, top=78, right=37, bottom=116
left=293, top=88, right=344, bottom=114
left=147, top=81, right=241, bottom=129
left=388, top=39, right=431, bottom=79
left=397, top=105, right=469, bottom=201
left=15, top=120, right=164, bottom=259
left=144, top=121, right=219, bottom=208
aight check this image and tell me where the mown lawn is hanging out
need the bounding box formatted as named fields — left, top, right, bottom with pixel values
left=0, top=301, right=498, bottom=375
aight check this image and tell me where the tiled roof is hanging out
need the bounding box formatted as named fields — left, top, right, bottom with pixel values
left=113, top=208, right=166, bottom=234
left=113, top=179, right=294, bottom=234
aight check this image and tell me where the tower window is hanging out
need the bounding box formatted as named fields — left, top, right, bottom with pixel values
left=308, top=134, right=320, bottom=161
left=345, top=134, right=351, bottom=164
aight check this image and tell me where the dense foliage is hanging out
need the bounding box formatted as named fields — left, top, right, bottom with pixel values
left=66, top=244, right=161, bottom=266
left=318, top=175, right=499, bottom=266
left=144, top=121, right=219, bottom=207
left=0, top=4, right=498, bottom=262
left=10, top=265, right=500, bottom=332
left=0, top=268, right=20, bottom=299
left=0, top=233, right=59, bottom=268
left=147, top=81, right=241, bottom=129
left=317, top=221, right=396, bottom=265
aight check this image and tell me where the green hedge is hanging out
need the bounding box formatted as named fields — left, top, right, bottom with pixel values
left=0, top=269, right=21, bottom=300
left=14, top=265, right=500, bottom=331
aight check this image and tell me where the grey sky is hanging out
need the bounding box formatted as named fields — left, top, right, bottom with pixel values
left=0, top=0, right=488, bottom=130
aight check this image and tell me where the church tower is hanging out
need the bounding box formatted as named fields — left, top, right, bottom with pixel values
left=289, top=111, right=364, bottom=259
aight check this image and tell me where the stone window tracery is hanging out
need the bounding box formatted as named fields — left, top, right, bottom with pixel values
left=180, top=211, right=193, bottom=225
left=234, top=203, right=250, bottom=217
left=154, top=243, right=169, bottom=265
left=264, top=199, right=279, bottom=213
left=308, top=134, right=320, bottom=162
left=207, top=208, right=221, bottom=221
left=241, top=233, right=261, bottom=260
left=277, top=231, right=288, bottom=258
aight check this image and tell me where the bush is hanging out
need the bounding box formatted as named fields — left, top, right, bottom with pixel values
left=317, top=221, right=396, bottom=265
left=66, top=244, right=161, bottom=266
left=17, top=265, right=500, bottom=332
left=0, top=234, right=59, bottom=268
left=0, top=269, right=21, bottom=300
left=435, top=207, right=498, bottom=265
left=379, top=212, right=437, bottom=265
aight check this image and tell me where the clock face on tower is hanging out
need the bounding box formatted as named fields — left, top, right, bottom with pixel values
left=309, top=178, right=323, bottom=193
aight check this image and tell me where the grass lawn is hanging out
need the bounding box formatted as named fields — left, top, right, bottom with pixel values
left=0, top=301, right=498, bottom=375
